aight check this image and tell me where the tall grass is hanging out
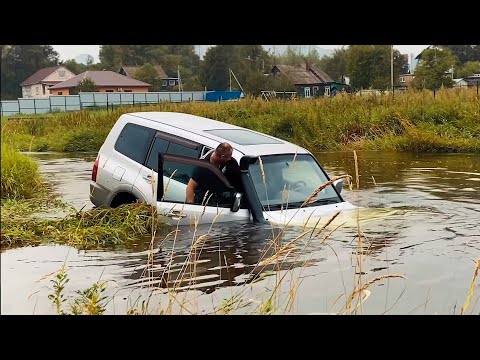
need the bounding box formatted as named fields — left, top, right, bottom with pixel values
left=1, top=203, right=165, bottom=249
left=1, top=144, right=45, bottom=199
left=2, top=88, right=479, bottom=153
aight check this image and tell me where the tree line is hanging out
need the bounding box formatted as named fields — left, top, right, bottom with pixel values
left=2, top=45, right=479, bottom=99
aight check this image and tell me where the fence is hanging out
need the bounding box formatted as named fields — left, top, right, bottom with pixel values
left=0, top=90, right=243, bottom=116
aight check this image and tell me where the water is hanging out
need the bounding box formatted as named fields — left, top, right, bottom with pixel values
left=2, top=151, right=479, bottom=315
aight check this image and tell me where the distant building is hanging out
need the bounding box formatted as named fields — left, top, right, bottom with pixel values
left=119, top=65, right=179, bottom=91
left=396, top=73, right=415, bottom=90
left=453, top=78, right=469, bottom=87
left=20, top=66, right=76, bottom=98
left=49, top=71, right=151, bottom=95
left=410, top=53, right=419, bottom=74
left=463, top=73, right=480, bottom=87
left=399, top=54, right=410, bottom=74
left=271, top=62, right=349, bottom=98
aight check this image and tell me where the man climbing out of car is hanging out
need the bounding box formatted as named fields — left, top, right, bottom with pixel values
left=186, top=142, right=242, bottom=204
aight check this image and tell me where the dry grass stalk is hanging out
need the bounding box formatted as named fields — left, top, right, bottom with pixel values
left=353, top=150, right=359, bottom=190
left=303, top=175, right=351, bottom=206
left=257, top=229, right=311, bottom=267
left=258, top=156, right=266, bottom=185
left=314, top=210, right=342, bottom=238
left=461, top=258, right=480, bottom=315
left=343, top=274, right=406, bottom=314
left=162, top=169, right=177, bottom=201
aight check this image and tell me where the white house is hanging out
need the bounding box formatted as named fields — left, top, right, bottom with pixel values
left=20, top=66, right=76, bottom=98
left=453, top=78, right=468, bottom=88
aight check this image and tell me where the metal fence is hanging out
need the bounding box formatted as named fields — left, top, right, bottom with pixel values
left=1, top=91, right=243, bottom=116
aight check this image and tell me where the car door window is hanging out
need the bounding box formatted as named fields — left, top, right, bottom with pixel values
left=167, top=142, right=200, bottom=158
left=145, top=137, right=169, bottom=171
left=158, top=154, right=235, bottom=208
left=145, top=135, right=201, bottom=172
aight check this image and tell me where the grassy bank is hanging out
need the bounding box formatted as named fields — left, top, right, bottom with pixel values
left=2, top=88, right=479, bottom=153
left=1, top=202, right=164, bottom=249
left=0, top=145, right=167, bottom=250
left=1, top=144, right=45, bottom=199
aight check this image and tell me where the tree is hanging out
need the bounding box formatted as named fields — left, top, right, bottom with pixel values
left=62, top=59, right=84, bottom=75
left=201, top=45, right=243, bottom=91
left=98, top=45, right=124, bottom=70
left=76, top=78, right=96, bottom=93
left=347, top=45, right=406, bottom=90
left=438, top=45, right=480, bottom=64
left=201, top=45, right=273, bottom=93
left=61, top=58, right=102, bottom=75
left=1, top=45, right=59, bottom=99
left=317, top=47, right=348, bottom=82
left=244, top=72, right=269, bottom=96
left=98, top=45, right=201, bottom=90
left=133, top=64, right=161, bottom=91
left=85, top=55, right=95, bottom=67
left=412, top=47, right=457, bottom=90
left=275, top=45, right=322, bottom=66
left=454, top=61, right=480, bottom=78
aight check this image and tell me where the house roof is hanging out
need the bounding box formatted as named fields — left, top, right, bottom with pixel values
left=120, top=65, right=169, bottom=79
left=309, top=64, right=334, bottom=82
left=50, top=71, right=151, bottom=89
left=464, top=78, right=480, bottom=85
left=20, top=66, right=63, bottom=86
left=273, top=64, right=335, bottom=85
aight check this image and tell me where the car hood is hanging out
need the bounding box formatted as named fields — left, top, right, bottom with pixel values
left=261, top=201, right=401, bottom=229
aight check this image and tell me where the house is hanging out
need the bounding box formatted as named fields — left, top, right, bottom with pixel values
left=271, top=63, right=349, bottom=98
left=463, top=73, right=480, bottom=87
left=453, top=78, right=469, bottom=88
left=20, top=66, right=76, bottom=98
left=49, top=71, right=151, bottom=95
left=396, top=73, right=415, bottom=90
left=119, top=65, right=179, bottom=91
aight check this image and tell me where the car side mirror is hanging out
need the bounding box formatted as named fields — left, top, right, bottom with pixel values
left=334, top=178, right=343, bottom=194
left=231, top=192, right=242, bottom=212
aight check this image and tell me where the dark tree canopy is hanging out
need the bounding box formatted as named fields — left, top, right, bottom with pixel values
left=413, top=47, right=456, bottom=90
left=439, top=45, right=480, bottom=64
left=1, top=45, right=59, bottom=99
left=98, top=45, right=200, bottom=90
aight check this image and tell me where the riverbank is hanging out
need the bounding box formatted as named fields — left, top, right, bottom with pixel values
left=2, top=88, right=479, bottom=153
left=0, top=145, right=167, bottom=250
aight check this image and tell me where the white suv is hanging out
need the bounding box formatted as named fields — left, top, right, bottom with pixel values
left=90, top=111, right=356, bottom=226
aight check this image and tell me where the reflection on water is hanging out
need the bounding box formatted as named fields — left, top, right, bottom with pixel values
left=319, top=151, right=480, bottom=206
left=2, top=151, right=479, bottom=315
left=25, top=152, right=97, bottom=211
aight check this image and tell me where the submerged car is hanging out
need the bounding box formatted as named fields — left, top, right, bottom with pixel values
left=90, top=111, right=356, bottom=226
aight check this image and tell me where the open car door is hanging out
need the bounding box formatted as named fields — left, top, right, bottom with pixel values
left=155, top=153, right=250, bottom=226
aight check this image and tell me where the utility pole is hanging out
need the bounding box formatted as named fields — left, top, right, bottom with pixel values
left=177, top=65, right=183, bottom=92
left=391, top=45, right=394, bottom=91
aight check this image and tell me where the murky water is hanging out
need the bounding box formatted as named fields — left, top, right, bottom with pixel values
left=2, top=151, right=479, bottom=315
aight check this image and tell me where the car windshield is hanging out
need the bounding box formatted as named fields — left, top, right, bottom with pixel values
left=248, top=154, right=342, bottom=210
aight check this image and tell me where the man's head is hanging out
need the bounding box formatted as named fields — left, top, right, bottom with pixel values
left=210, top=142, right=233, bottom=167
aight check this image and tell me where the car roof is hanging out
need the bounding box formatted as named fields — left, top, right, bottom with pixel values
left=127, top=111, right=309, bottom=157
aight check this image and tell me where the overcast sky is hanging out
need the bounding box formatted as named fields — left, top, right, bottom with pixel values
left=52, top=45, right=429, bottom=63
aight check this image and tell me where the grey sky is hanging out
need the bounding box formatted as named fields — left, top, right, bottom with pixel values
left=52, top=45, right=429, bottom=63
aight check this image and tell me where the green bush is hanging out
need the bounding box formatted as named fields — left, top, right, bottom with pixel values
left=63, top=129, right=107, bottom=152
left=1, top=145, right=45, bottom=199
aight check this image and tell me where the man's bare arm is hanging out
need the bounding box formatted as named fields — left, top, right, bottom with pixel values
left=186, top=178, right=197, bottom=203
